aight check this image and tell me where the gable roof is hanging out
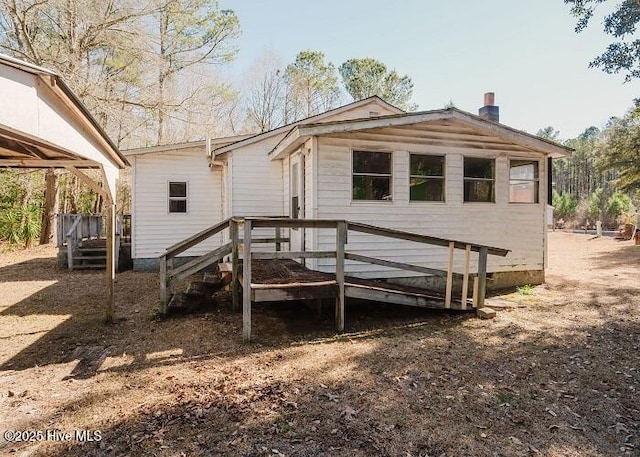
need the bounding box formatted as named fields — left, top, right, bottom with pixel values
left=123, top=134, right=253, bottom=157
left=269, top=107, right=573, bottom=160
left=213, top=96, right=404, bottom=156
left=0, top=53, right=127, bottom=168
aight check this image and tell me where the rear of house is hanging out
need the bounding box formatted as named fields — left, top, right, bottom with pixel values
left=127, top=94, right=570, bottom=288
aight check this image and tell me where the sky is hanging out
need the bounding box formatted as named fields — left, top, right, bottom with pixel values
left=221, top=0, right=638, bottom=139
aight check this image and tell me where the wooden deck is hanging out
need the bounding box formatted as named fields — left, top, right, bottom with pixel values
left=160, top=217, right=510, bottom=342
left=241, top=259, right=471, bottom=310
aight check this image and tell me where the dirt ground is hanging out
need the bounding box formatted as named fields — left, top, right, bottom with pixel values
left=0, top=232, right=638, bottom=457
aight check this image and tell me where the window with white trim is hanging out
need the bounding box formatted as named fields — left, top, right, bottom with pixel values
left=410, top=154, right=445, bottom=201
left=464, top=158, right=495, bottom=203
left=509, top=160, right=539, bottom=203
left=352, top=151, right=392, bottom=201
left=168, top=181, right=187, bottom=213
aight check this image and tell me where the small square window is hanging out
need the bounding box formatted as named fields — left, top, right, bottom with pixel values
left=352, top=151, right=392, bottom=201
left=410, top=154, right=445, bottom=202
left=169, top=181, right=187, bottom=213
left=464, top=158, right=495, bottom=203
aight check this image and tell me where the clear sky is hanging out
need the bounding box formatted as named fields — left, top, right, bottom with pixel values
left=222, top=0, right=638, bottom=139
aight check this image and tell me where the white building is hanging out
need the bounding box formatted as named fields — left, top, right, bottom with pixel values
left=125, top=95, right=570, bottom=290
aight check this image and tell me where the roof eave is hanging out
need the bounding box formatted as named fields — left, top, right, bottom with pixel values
left=214, top=96, right=405, bottom=156
left=269, top=109, right=573, bottom=159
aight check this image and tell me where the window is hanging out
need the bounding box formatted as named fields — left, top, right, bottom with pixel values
left=168, top=181, right=187, bottom=213
left=410, top=154, right=445, bottom=202
left=510, top=160, right=539, bottom=203
left=464, top=158, right=495, bottom=202
left=352, top=151, right=392, bottom=201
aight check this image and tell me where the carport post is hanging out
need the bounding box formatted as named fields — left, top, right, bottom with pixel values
left=105, top=201, right=116, bottom=323
left=66, top=165, right=117, bottom=323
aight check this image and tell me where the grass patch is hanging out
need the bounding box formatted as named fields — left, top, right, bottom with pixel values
left=516, top=284, right=534, bottom=296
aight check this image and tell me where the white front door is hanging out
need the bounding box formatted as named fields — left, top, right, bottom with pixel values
left=290, top=153, right=304, bottom=252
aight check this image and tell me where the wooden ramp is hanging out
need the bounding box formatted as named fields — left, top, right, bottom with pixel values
left=159, top=217, right=510, bottom=342
left=242, top=259, right=471, bottom=310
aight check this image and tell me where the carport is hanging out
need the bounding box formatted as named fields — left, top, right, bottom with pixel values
left=0, top=53, right=128, bottom=322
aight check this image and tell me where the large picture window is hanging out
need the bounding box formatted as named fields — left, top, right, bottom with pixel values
left=168, top=181, right=187, bottom=213
left=464, top=158, right=495, bottom=203
left=510, top=160, right=539, bottom=203
left=410, top=154, right=445, bottom=202
left=352, top=151, right=392, bottom=201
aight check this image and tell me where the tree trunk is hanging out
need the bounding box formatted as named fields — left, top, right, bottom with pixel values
left=40, top=169, right=59, bottom=245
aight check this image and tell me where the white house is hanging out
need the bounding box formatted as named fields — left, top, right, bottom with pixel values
left=125, top=94, right=570, bottom=290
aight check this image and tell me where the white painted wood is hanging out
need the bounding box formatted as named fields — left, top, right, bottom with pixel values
left=131, top=146, right=223, bottom=260
left=313, top=136, right=546, bottom=278
left=270, top=109, right=570, bottom=159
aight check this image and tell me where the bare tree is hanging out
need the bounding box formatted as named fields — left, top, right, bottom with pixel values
left=244, top=51, right=286, bottom=132
left=150, top=0, right=240, bottom=144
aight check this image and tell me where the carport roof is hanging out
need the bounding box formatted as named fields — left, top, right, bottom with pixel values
left=0, top=53, right=128, bottom=169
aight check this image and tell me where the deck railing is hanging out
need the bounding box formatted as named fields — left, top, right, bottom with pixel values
left=56, top=213, right=130, bottom=246
left=235, top=217, right=509, bottom=342
left=57, top=213, right=128, bottom=270
left=158, top=216, right=509, bottom=342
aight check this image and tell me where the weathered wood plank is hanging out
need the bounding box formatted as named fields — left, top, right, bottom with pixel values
left=344, top=284, right=465, bottom=310
left=445, top=242, right=454, bottom=309
left=168, top=242, right=232, bottom=282
left=159, top=254, right=168, bottom=314
left=164, top=217, right=231, bottom=260
left=461, top=244, right=471, bottom=310
left=253, top=284, right=338, bottom=302
left=476, top=246, right=488, bottom=308
left=242, top=220, right=252, bottom=343
left=347, top=221, right=509, bottom=257
left=248, top=218, right=341, bottom=229
left=336, top=221, right=346, bottom=332
left=345, top=252, right=449, bottom=277
left=230, top=220, right=240, bottom=312
left=105, top=203, right=116, bottom=324
left=251, top=251, right=336, bottom=260
left=251, top=280, right=337, bottom=289
left=275, top=227, right=282, bottom=252
left=472, top=276, right=479, bottom=308
left=238, top=237, right=291, bottom=244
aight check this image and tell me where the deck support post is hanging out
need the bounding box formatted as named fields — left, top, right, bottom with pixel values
left=231, top=219, right=240, bottom=312
left=461, top=244, right=471, bottom=310
left=476, top=246, right=488, bottom=308
left=335, top=221, right=346, bottom=332
left=275, top=226, right=282, bottom=252
left=159, top=254, right=168, bottom=314
left=315, top=298, right=322, bottom=319
left=445, top=241, right=454, bottom=308
left=242, top=219, right=252, bottom=342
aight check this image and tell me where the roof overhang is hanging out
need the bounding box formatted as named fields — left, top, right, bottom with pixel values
left=0, top=54, right=128, bottom=200
left=123, top=134, right=253, bottom=157
left=213, top=96, right=405, bottom=156
left=269, top=108, right=573, bottom=160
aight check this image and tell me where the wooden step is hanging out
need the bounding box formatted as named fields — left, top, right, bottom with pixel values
left=73, top=255, right=107, bottom=261
left=76, top=247, right=106, bottom=253
left=71, top=264, right=105, bottom=270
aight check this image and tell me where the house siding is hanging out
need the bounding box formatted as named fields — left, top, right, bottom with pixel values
left=312, top=136, right=546, bottom=278
left=131, top=147, right=223, bottom=262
